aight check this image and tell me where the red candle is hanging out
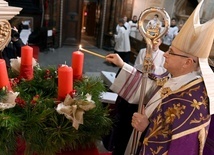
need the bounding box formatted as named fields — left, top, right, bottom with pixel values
left=20, top=45, right=33, bottom=80
left=72, top=50, right=84, bottom=80
left=0, top=59, right=11, bottom=91
left=58, top=65, right=73, bottom=100
left=21, top=46, right=33, bottom=65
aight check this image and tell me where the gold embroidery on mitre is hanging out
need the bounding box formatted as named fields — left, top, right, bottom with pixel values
left=0, top=20, right=11, bottom=51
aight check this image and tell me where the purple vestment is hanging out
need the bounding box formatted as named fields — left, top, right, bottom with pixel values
left=203, top=114, right=214, bottom=155
left=139, top=78, right=210, bottom=155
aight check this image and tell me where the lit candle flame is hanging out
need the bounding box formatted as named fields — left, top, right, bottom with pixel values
left=79, top=45, right=82, bottom=50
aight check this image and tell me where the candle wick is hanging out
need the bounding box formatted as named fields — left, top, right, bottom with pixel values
left=65, top=61, right=66, bottom=65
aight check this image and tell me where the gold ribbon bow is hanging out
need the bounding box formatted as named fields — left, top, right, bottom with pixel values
left=56, top=94, right=96, bottom=130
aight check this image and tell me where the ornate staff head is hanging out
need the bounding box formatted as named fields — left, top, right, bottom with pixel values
left=138, top=7, right=170, bottom=73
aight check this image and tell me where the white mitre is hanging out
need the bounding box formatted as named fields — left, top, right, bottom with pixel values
left=172, top=0, right=214, bottom=114
left=0, top=0, right=22, bottom=51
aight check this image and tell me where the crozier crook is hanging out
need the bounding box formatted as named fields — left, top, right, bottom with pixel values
left=130, top=7, right=170, bottom=155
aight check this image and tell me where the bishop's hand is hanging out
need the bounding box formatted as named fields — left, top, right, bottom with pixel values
left=131, top=107, right=149, bottom=132
left=105, top=53, right=125, bottom=68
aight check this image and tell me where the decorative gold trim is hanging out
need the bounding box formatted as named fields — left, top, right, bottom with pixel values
left=173, top=78, right=203, bottom=93
left=161, top=78, right=203, bottom=100
left=198, top=127, right=206, bottom=155
left=171, top=119, right=210, bottom=140
left=0, top=19, right=11, bottom=51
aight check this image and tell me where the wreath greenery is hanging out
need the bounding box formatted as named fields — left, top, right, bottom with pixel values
left=0, top=66, right=112, bottom=155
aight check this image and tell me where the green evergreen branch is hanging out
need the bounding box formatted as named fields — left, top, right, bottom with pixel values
left=0, top=66, right=113, bottom=154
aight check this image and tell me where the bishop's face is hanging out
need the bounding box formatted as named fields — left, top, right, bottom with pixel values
left=163, top=46, right=190, bottom=77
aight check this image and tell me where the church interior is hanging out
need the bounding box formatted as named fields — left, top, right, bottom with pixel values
left=1, top=0, right=214, bottom=155
left=4, top=0, right=214, bottom=59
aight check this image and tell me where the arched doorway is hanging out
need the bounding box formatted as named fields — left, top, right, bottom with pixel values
left=81, top=0, right=100, bottom=47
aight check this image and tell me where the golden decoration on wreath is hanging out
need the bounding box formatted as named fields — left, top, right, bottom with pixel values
left=0, top=19, right=11, bottom=51
left=0, top=0, right=22, bottom=51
